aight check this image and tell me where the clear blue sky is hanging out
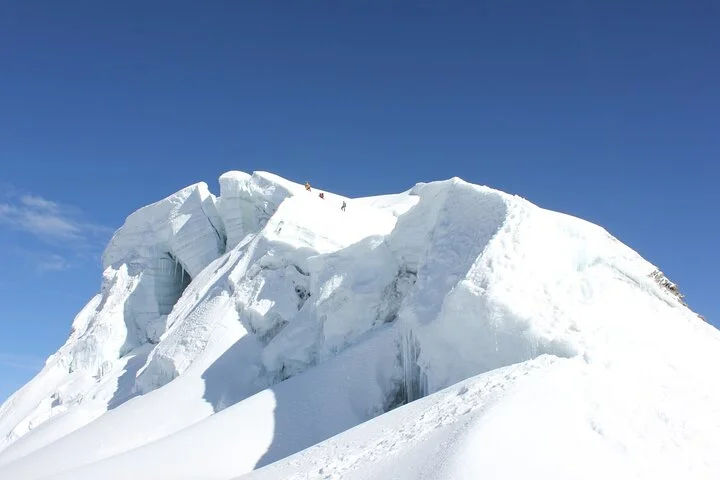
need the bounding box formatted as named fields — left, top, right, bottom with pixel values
left=0, top=1, right=717, bottom=401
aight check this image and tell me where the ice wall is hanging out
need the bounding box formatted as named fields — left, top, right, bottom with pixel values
left=1, top=169, right=701, bottom=467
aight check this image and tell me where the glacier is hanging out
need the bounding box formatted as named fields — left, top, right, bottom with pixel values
left=0, top=171, right=717, bottom=480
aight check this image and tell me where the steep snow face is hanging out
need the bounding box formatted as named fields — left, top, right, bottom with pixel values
left=134, top=185, right=400, bottom=395
left=0, top=181, right=226, bottom=455
left=216, top=171, right=299, bottom=250
left=75, top=181, right=227, bottom=364
left=0, top=171, right=717, bottom=480
left=0, top=173, right=306, bottom=455
left=104, top=181, right=224, bottom=278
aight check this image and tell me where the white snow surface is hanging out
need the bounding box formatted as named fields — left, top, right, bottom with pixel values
left=0, top=171, right=717, bottom=480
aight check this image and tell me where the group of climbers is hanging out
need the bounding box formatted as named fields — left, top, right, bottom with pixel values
left=305, top=181, right=346, bottom=212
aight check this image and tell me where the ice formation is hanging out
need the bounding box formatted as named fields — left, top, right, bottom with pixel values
left=0, top=171, right=717, bottom=480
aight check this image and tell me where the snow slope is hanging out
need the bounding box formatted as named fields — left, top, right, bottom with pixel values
left=0, top=171, right=717, bottom=480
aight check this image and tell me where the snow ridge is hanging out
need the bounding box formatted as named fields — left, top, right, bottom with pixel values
left=0, top=171, right=717, bottom=480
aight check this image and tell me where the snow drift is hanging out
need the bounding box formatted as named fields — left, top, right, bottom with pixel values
left=0, top=171, right=717, bottom=480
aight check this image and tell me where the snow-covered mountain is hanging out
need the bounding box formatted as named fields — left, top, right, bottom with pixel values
left=0, top=171, right=717, bottom=480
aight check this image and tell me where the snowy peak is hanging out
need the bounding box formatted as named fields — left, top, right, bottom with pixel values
left=0, top=171, right=716, bottom=480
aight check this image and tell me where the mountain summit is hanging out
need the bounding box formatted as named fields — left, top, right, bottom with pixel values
left=1, top=172, right=717, bottom=480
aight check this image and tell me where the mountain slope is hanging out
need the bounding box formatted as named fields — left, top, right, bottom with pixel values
left=0, top=171, right=717, bottom=480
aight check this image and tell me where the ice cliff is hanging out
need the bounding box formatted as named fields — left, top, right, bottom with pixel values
left=0, top=171, right=717, bottom=480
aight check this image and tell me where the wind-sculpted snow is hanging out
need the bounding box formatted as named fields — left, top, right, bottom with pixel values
left=216, top=171, right=298, bottom=250
left=103, top=182, right=223, bottom=278
left=1, top=171, right=718, bottom=480
left=135, top=189, right=400, bottom=395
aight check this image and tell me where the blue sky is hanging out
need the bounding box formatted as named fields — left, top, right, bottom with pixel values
left=0, top=1, right=717, bottom=402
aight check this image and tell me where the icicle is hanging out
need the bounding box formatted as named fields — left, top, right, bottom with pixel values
left=494, top=314, right=502, bottom=353
left=403, top=328, right=410, bottom=403
left=401, top=327, right=422, bottom=404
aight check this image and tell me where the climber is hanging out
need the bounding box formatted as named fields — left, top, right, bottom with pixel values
left=305, top=181, right=311, bottom=191
left=341, top=201, right=346, bottom=211
left=319, top=192, right=325, bottom=199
